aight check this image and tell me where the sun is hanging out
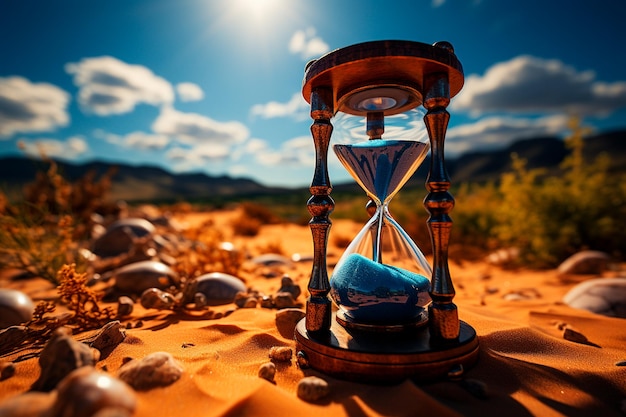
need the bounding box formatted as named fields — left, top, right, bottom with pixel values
left=230, top=0, right=283, bottom=26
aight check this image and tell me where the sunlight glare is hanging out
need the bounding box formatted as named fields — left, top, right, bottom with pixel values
left=232, top=0, right=281, bottom=25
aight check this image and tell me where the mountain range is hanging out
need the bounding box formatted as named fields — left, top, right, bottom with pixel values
left=1, top=129, right=624, bottom=203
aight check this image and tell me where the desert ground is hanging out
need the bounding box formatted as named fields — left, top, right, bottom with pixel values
left=1, top=207, right=625, bottom=417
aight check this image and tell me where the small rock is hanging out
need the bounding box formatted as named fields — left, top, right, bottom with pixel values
left=117, top=351, right=183, bottom=390
left=32, top=328, right=97, bottom=392
left=258, top=362, right=276, bottom=382
left=92, top=218, right=155, bottom=258
left=113, top=261, right=179, bottom=294
left=243, top=297, right=258, bottom=308
left=562, top=277, right=626, bottom=318
left=274, top=292, right=298, bottom=309
left=260, top=295, right=274, bottom=308
left=0, top=391, right=55, bottom=416
left=291, top=253, right=314, bottom=262
left=193, top=292, right=207, bottom=309
left=117, top=296, right=134, bottom=317
left=0, top=289, right=34, bottom=328
left=485, top=248, right=519, bottom=266
left=297, top=376, right=329, bottom=402
left=250, top=253, right=293, bottom=267
left=140, top=288, right=176, bottom=310
left=0, top=325, right=30, bottom=355
left=557, top=250, right=611, bottom=275
left=278, top=276, right=301, bottom=299
left=275, top=308, right=305, bottom=338
left=0, top=361, right=15, bottom=380
left=50, top=367, right=136, bottom=417
left=183, top=272, right=247, bottom=306
left=89, top=321, right=126, bottom=353
left=502, top=288, right=541, bottom=301
left=562, top=326, right=591, bottom=345
left=269, top=346, right=292, bottom=362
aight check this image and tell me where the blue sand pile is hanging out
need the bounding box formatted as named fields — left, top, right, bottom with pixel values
left=330, top=253, right=430, bottom=323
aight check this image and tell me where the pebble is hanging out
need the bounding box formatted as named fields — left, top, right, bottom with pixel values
left=113, top=260, right=179, bottom=294
left=297, top=376, right=330, bottom=402
left=562, top=326, right=591, bottom=345
left=278, top=276, right=301, bottom=299
left=0, top=361, right=15, bottom=380
left=562, top=277, right=626, bottom=318
left=274, top=292, right=298, bottom=309
left=0, top=391, right=55, bottom=417
left=140, top=288, right=176, bottom=310
left=0, top=325, right=30, bottom=355
left=117, top=351, right=183, bottom=390
left=502, top=288, right=542, bottom=301
left=485, top=247, right=519, bottom=266
left=89, top=321, right=126, bottom=353
left=50, top=367, right=137, bottom=417
left=258, top=362, right=276, bottom=382
left=0, top=288, right=34, bottom=329
left=117, top=296, right=134, bottom=317
left=183, top=272, right=247, bottom=306
left=32, top=328, right=97, bottom=392
left=250, top=253, right=293, bottom=267
left=557, top=250, right=611, bottom=275
left=92, top=218, right=155, bottom=258
left=275, top=308, right=305, bottom=338
left=269, top=346, right=292, bottom=362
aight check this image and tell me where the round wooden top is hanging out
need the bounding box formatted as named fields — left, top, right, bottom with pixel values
left=302, top=40, right=464, bottom=114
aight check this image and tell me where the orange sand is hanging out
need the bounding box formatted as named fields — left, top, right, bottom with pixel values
left=1, top=209, right=625, bottom=416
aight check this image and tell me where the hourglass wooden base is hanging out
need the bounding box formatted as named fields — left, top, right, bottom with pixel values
left=295, top=315, right=479, bottom=383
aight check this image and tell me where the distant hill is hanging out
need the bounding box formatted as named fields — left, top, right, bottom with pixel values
left=413, top=128, right=626, bottom=185
left=0, top=158, right=290, bottom=203
left=1, top=129, right=624, bottom=202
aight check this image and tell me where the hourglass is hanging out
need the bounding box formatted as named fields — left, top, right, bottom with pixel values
left=330, top=106, right=433, bottom=330
left=295, top=40, right=479, bottom=382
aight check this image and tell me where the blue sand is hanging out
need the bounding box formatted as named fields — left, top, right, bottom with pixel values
left=330, top=253, right=430, bottom=324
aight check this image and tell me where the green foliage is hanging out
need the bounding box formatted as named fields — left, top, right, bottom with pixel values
left=490, top=120, right=626, bottom=267
left=358, top=118, right=626, bottom=268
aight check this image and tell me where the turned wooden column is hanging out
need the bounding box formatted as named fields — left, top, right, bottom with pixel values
left=423, top=64, right=460, bottom=342
left=305, top=86, right=334, bottom=334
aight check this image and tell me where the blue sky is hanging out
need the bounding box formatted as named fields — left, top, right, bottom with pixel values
left=1, top=0, right=625, bottom=187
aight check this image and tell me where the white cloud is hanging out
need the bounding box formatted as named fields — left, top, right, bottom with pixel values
left=95, top=130, right=169, bottom=150
left=250, top=92, right=308, bottom=119
left=446, top=115, right=571, bottom=156
left=152, top=107, right=249, bottom=144
left=0, top=76, right=70, bottom=138
left=255, top=135, right=313, bottom=166
left=288, top=28, right=330, bottom=60
left=176, top=82, right=204, bottom=102
left=17, top=136, right=88, bottom=160
left=65, top=56, right=174, bottom=115
left=452, top=55, right=626, bottom=116
left=166, top=143, right=231, bottom=170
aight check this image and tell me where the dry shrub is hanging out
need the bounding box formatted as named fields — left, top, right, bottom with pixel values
left=56, top=264, right=116, bottom=331
left=176, top=220, right=245, bottom=277
left=0, top=158, right=115, bottom=283
left=232, top=202, right=281, bottom=237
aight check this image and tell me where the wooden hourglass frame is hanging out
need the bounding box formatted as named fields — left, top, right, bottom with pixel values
left=294, top=40, right=479, bottom=382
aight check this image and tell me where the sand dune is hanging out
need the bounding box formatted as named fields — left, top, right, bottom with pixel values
left=1, top=210, right=624, bottom=416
